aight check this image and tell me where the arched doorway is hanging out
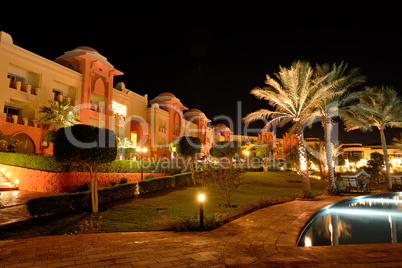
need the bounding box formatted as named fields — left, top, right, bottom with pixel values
left=13, top=133, right=35, bottom=154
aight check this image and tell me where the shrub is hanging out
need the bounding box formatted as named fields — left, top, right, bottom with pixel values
left=0, top=152, right=64, bottom=172
left=26, top=192, right=91, bottom=216
left=173, top=172, right=194, bottom=187
left=195, top=167, right=246, bottom=208
left=0, top=152, right=186, bottom=174
left=120, top=177, right=128, bottom=184
left=161, top=214, right=220, bottom=231
left=26, top=182, right=137, bottom=216
left=138, top=176, right=175, bottom=194
left=110, top=179, right=118, bottom=186
left=75, top=215, right=102, bottom=234
left=144, top=174, right=154, bottom=180
left=75, top=181, right=91, bottom=192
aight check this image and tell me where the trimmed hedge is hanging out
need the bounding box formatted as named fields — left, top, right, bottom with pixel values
left=0, top=152, right=64, bottom=172
left=173, top=172, right=194, bottom=187
left=0, top=152, right=186, bottom=173
left=138, top=176, right=175, bottom=194
left=26, top=183, right=137, bottom=216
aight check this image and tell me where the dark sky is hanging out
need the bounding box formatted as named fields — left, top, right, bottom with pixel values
left=1, top=2, right=401, bottom=145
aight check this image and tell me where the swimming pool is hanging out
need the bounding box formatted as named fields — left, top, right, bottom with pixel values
left=297, top=192, right=402, bottom=246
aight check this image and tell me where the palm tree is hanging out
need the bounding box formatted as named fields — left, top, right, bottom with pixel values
left=37, top=99, right=80, bottom=142
left=392, top=133, right=402, bottom=153
left=308, top=141, right=343, bottom=185
left=310, top=62, right=365, bottom=194
left=243, top=61, right=339, bottom=198
left=343, top=86, right=402, bottom=190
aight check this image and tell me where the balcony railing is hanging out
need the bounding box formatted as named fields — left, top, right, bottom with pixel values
left=5, top=115, right=38, bottom=127
left=9, top=79, right=38, bottom=96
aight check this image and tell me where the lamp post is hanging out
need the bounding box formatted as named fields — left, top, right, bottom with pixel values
left=198, top=193, right=205, bottom=230
left=136, top=147, right=147, bottom=181
left=243, top=150, right=250, bottom=168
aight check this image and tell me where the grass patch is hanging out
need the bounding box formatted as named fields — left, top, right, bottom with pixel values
left=0, top=171, right=327, bottom=239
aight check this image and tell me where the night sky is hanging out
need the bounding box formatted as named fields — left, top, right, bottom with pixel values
left=1, top=2, right=401, bottom=145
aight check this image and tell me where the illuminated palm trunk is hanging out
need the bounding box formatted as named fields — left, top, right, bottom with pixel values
left=296, top=122, right=311, bottom=197
left=379, top=126, right=392, bottom=190
left=324, top=116, right=337, bottom=193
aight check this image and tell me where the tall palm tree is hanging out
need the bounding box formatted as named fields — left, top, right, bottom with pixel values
left=243, top=61, right=339, bottom=198
left=310, top=62, right=365, bottom=194
left=343, top=86, right=402, bottom=190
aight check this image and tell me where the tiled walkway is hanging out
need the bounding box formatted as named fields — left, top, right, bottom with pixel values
left=0, top=191, right=52, bottom=226
left=0, top=194, right=402, bottom=267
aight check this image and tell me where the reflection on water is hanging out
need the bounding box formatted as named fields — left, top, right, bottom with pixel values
left=298, top=193, right=402, bottom=246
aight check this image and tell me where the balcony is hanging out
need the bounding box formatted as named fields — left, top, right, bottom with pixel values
left=9, top=79, right=39, bottom=96
left=54, top=94, right=76, bottom=106
left=5, top=115, right=38, bottom=127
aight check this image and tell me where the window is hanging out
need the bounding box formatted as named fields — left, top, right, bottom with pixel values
left=3, top=106, right=20, bottom=116
left=7, top=73, right=24, bottom=89
left=53, top=89, right=62, bottom=101
left=7, top=73, right=25, bottom=83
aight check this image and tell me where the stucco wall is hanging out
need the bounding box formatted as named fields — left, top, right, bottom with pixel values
left=0, top=164, right=168, bottom=193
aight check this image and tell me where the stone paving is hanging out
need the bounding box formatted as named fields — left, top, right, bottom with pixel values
left=0, top=193, right=401, bottom=267
left=0, top=191, right=52, bottom=226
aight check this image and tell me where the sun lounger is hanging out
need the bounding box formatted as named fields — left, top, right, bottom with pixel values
left=391, top=176, right=402, bottom=190
left=342, top=178, right=360, bottom=192
left=342, top=177, right=371, bottom=192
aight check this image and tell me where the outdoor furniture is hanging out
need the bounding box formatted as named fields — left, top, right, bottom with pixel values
left=391, top=176, right=402, bottom=190
left=342, top=178, right=361, bottom=192
left=341, top=171, right=371, bottom=192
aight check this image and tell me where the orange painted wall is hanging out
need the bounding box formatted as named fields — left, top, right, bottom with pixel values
left=0, top=164, right=169, bottom=193
left=0, top=116, right=53, bottom=155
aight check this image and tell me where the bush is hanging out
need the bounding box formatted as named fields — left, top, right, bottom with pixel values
left=0, top=152, right=64, bottom=172
left=195, top=167, right=246, bottom=208
left=26, top=183, right=138, bottom=216
left=26, top=192, right=90, bottom=216
left=138, top=176, right=175, bottom=194
left=144, top=174, right=154, bottom=180
left=0, top=152, right=186, bottom=174
left=173, top=172, right=194, bottom=187
left=75, top=181, right=91, bottom=192
left=161, top=214, right=220, bottom=231
left=120, top=177, right=128, bottom=184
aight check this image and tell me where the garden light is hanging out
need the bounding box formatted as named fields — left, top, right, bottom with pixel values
left=136, top=147, right=148, bottom=181
left=198, top=193, right=205, bottom=230
left=198, top=193, right=205, bottom=202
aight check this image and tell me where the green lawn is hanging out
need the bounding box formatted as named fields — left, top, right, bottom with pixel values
left=0, top=171, right=327, bottom=239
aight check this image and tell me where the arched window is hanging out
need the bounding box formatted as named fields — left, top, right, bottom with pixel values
left=13, top=133, right=35, bottom=154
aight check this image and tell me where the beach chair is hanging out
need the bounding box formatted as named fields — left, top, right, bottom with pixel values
left=391, top=176, right=402, bottom=190
left=342, top=178, right=360, bottom=192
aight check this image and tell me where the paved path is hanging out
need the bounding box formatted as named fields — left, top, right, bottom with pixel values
left=1, top=194, right=401, bottom=267
left=0, top=191, right=52, bottom=226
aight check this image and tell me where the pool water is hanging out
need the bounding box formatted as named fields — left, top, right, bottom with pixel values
left=297, top=192, right=402, bottom=246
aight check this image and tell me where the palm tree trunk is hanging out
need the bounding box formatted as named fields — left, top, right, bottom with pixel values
left=89, top=165, right=96, bottom=213
left=379, top=126, right=392, bottom=190
left=296, top=122, right=311, bottom=197
left=324, top=116, right=337, bottom=194
left=94, top=164, right=99, bottom=213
